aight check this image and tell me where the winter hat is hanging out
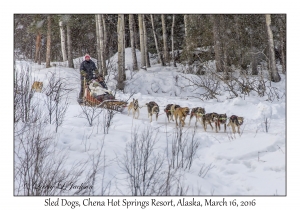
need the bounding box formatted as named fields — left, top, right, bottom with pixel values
left=84, top=54, right=90, bottom=59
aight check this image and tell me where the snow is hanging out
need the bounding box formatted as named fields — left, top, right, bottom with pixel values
left=14, top=48, right=286, bottom=197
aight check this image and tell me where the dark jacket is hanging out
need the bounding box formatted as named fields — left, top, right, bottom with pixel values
left=80, top=60, right=97, bottom=80
left=99, top=81, right=108, bottom=90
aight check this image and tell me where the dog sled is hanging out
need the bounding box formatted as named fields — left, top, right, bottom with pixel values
left=82, top=77, right=128, bottom=112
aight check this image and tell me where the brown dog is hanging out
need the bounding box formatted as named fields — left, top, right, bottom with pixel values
left=164, top=104, right=180, bottom=122
left=174, top=107, right=190, bottom=127
left=31, top=81, right=43, bottom=92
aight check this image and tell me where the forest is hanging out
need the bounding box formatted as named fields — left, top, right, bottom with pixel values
left=14, top=14, right=286, bottom=85
left=14, top=14, right=286, bottom=196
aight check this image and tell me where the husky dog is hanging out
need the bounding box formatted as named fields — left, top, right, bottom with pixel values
left=146, top=101, right=160, bottom=122
left=164, top=104, right=180, bottom=122
left=227, top=115, right=244, bottom=134
left=189, top=107, right=206, bottom=126
left=127, top=98, right=140, bottom=119
left=31, top=81, right=43, bottom=92
left=216, top=114, right=227, bottom=132
left=174, top=107, right=190, bottom=127
left=202, top=112, right=219, bottom=132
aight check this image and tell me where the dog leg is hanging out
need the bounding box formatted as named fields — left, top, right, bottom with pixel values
left=208, top=122, right=213, bottom=131
left=189, top=114, right=193, bottom=126
left=224, top=124, right=226, bottom=133
left=232, top=124, right=236, bottom=134
left=136, top=109, right=139, bottom=119
left=128, top=108, right=131, bottom=116
left=170, top=105, right=175, bottom=121
left=203, top=122, right=207, bottom=131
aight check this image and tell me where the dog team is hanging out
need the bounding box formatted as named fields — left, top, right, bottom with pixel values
left=127, top=99, right=244, bottom=134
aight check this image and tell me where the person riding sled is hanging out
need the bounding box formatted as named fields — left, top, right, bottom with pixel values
left=78, top=54, right=98, bottom=103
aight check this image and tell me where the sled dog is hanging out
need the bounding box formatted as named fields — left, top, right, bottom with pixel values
left=216, top=113, right=227, bottom=132
left=164, top=104, right=180, bottom=122
left=227, top=115, right=244, bottom=134
left=202, top=112, right=219, bottom=132
left=128, top=98, right=140, bottom=119
left=189, top=107, right=206, bottom=126
left=174, top=107, right=190, bottom=127
left=31, top=81, right=43, bottom=92
left=146, top=101, right=159, bottom=122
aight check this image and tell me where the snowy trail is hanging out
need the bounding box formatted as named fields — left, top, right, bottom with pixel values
left=15, top=51, right=285, bottom=195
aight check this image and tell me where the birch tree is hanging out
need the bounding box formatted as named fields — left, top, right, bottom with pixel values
left=183, top=14, right=194, bottom=68
left=171, top=14, right=176, bottom=67
left=45, top=15, right=51, bottom=68
left=138, top=14, right=146, bottom=69
left=161, top=14, right=169, bottom=65
left=95, top=15, right=107, bottom=76
left=95, top=15, right=102, bottom=72
left=66, top=18, right=74, bottom=68
left=59, top=19, right=67, bottom=62
left=129, top=14, right=138, bottom=71
left=102, top=15, right=108, bottom=69
left=265, top=14, right=281, bottom=82
left=150, top=14, right=164, bottom=66
left=117, top=14, right=125, bottom=90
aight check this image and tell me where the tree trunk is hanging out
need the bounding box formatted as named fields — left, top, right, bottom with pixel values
left=143, top=15, right=151, bottom=68
left=211, top=15, right=223, bottom=72
left=220, top=16, right=229, bottom=80
left=161, top=14, right=169, bottom=65
left=138, top=14, right=146, bottom=69
left=279, top=15, right=286, bottom=74
left=66, top=21, right=74, bottom=68
left=184, top=15, right=188, bottom=37
left=117, top=15, right=125, bottom=90
left=38, top=45, right=41, bottom=65
left=183, top=15, right=193, bottom=68
left=102, top=15, right=108, bottom=65
left=280, top=33, right=286, bottom=74
left=150, top=15, right=164, bottom=66
left=133, top=15, right=139, bottom=51
left=34, top=31, right=41, bottom=63
left=171, top=14, right=176, bottom=67
left=233, top=15, right=243, bottom=67
left=99, top=15, right=107, bottom=76
left=251, top=49, right=258, bottom=75
left=46, top=15, right=51, bottom=68
left=59, top=20, right=67, bottom=62
left=129, top=14, right=138, bottom=71
left=265, top=14, right=281, bottom=82
left=95, top=15, right=102, bottom=72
